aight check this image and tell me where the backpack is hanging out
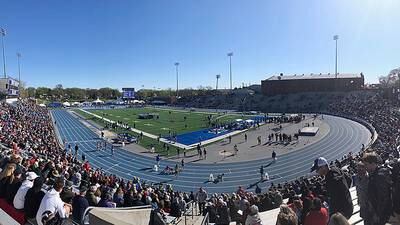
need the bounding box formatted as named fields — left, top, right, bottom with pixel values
left=41, top=211, right=63, bottom=225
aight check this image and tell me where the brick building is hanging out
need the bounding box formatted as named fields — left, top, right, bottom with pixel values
left=261, top=73, right=364, bottom=96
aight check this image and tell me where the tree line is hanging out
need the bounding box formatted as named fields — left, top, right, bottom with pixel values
left=19, top=84, right=219, bottom=101
left=22, top=84, right=121, bottom=101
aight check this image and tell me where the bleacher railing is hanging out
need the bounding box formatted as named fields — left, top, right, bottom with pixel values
left=200, top=212, right=209, bottom=225
left=182, top=200, right=197, bottom=225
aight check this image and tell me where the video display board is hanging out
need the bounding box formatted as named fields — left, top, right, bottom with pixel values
left=122, top=88, right=135, bottom=99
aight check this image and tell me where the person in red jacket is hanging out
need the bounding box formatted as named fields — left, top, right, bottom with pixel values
left=304, top=198, right=329, bottom=225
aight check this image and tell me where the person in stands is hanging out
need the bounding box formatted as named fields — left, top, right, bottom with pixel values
left=0, top=163, right=16, bottom=198
left=72, top=186, right=89, bottom=223
left=196, top=187, right=208, bottom=215
left=5, top=166, right=23, bottom=204
left=328, top=212, right=350, bottom=225
left=98, top=192, right=116, bottom=208
left=245, top=205, right=263, bottom=225
left=36, top=177, right=72, bottom=225
left=24, top=177, right=45, bottom=219
left=86, top=185, right=98, bottom=206
left=362, top=151, right=392, bottom=225
left=13, top=171, right=38, bottom=209
left=303, top=198, right=329, bottom=225
left=311, top=157, right=353, bottom=219
left=392, top=158, right=400, bottom=224
left=354, top=161, right=371, bottom=224
left=276, top=204, right=298, bottom=225
left=215, top=199, right=231, bottom=225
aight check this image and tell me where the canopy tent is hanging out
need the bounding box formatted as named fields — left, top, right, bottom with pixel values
left=62, top=102, right=71, bottom=107
left=72, top=102, right=81, bottom=106
left=92, top=98, right=104, bottom=104
left=39, top=103, right=46, bottom=107
left=235, top=119, right=243, bottom=122
left=133, top=99, right=145, bottom=104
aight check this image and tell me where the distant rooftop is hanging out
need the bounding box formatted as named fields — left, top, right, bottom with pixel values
left=266, top=73, right=363, bottom=81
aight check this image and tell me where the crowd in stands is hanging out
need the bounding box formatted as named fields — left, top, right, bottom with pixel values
left=271, top=92, right=400, bottom=225
left=0, top=91, right=400, bottom=225
left=0, top=101, right=195, bottom=224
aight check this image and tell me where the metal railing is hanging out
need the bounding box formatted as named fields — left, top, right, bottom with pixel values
left=200, top=212, right=209, bottom=225
left=182, top=200, right=198, bottom=225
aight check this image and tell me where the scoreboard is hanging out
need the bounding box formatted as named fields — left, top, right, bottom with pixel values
left=122, top=88, right=135, bottom=99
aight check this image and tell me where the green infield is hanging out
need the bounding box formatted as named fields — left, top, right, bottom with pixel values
left=86, top=107, right=251, bottom=136
left=72, top=107, right=253, bottom=156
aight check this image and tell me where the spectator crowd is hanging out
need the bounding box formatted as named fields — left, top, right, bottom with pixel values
left=0, top=91, right=399, bottom=225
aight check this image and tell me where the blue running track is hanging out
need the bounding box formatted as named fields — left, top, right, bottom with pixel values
left=51, top=110, right=371, bottom=194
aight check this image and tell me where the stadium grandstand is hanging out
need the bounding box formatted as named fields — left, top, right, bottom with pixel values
left=2, top=2, right=400, bottom=225
left=261, top=73, right=364, bottom=96
left=0, top=89, right=400, bottom=225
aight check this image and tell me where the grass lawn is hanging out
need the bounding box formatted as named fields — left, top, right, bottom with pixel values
left=86, top=107, right=251, bottom=136
left=73, top=108, right=197, bottom=156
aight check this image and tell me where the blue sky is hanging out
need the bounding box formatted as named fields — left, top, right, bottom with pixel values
left=1, top=0, right=400, bottom=89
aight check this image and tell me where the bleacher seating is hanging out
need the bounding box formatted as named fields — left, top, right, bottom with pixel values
left=0, top=198, right=26, bottom=225
left=259, top=187, right=364, bottom=225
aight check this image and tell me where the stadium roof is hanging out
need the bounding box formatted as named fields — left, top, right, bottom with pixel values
left=265, top=73, right=363, bottom=81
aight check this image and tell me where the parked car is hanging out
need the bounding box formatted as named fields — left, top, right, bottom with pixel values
left=117, top=133, right=137, bottom=144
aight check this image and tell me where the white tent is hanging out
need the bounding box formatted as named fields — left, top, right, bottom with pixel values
left=39, top=103, right=46, bottom=107
left=72, top=102, right=81, bottom=106
left=92, top=98, right=104, bottom=104
left=63, top=102, right=71, bottom=107
left=235, top=119, right=243, bottom=122
left=133, top=100, right=145, bottom=104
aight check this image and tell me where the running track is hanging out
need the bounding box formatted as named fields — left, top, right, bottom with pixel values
left=51, top=110, right=371, bottom=194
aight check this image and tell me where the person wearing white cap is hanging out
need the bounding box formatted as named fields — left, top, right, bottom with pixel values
left=13, top=171, right=38, bottom=209
left=311, top=157, right=353, bottom=219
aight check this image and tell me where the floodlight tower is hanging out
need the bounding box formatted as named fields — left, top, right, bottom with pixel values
left=227, top=52, right=233, bottom=90
left=174, top=62, right=179, bottom=97
left=333, top=35, right=339, bottom=78
left=216, top=74, right=221, bottom=90
left=1, top=28, right=6, bottom=78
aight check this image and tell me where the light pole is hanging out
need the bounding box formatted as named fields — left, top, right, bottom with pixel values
left=1, top=28, right=6, bottom=78
left=174, top=62, right=179, bottom=97
left=216, top=74, right=221, bottom=90
left=17, top=53, right=21, bottom=92
left=333, top=35, right=339, bottom=78
left=227, top=52, right=233, bottom=90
